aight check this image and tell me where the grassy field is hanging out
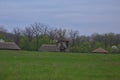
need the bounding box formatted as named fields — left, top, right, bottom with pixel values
left=0, top=50, right=120, bottom=80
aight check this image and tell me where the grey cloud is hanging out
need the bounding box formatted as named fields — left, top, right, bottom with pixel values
left=0, top=0, right=120, bottom=35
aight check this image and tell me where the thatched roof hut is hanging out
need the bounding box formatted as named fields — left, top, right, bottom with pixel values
left=39, top=44, right=59, bottom=52
left=92, top=47, right=108, bottom=53
left=0, top=42, right=21, bottom=50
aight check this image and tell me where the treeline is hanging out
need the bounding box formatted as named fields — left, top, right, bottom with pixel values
left=0, top=23, right=120, bottom=53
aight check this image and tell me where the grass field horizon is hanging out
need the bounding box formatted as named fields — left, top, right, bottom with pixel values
left=0, top=50, right=120, bottom=80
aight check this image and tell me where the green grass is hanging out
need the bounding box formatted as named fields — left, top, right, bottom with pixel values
left=0, top=50, right=120, bottom=80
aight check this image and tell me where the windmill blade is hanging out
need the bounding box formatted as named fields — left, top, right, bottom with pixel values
left=62, top=30, right=66, bottom=38
left=56, top=32, right=60, bottom=39
left=62, top=42, right=67, bottom=48
left=57, top=43, right=61, bottom=48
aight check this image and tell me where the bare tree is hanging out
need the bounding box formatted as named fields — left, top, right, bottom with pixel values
left=69, top=30, right=79, bottom=47
left=41, top=25, right=49, bottom=35
left=48, top=28, right=57, bottom=43
left=23, top=26, right=34, bottom=42
left=13, top=27, right=21, bottom=45
left=31, top=22, right=48, bottom=50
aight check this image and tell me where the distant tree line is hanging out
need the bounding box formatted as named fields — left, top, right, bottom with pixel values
left=0, top=23, right=120, bottom=53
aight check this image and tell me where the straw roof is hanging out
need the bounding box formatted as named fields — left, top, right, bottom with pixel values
left=92, top=47, right=108, bottom=53
left=39, top=44, right=59, bottom=52
left=0, top=42, right=21, bottom=50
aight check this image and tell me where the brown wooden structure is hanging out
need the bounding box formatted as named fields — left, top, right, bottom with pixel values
left=92, top=48, right=108, bottom=53
left=0, top=42, right=21, bottom=50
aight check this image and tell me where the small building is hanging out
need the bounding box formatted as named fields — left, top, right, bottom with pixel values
left=0, top=42, right=21, bottom=50
left=92, top=47, right=108, bottom=53
left=39, top=44, right=59, bottom=52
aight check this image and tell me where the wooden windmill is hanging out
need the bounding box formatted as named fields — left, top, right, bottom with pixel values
left=55, top=31, right=69, bottom=52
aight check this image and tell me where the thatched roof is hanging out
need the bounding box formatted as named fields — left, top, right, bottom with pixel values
left=92, top=48, right=108, bottom=53
left=0, top=42, right=21, bottom=50
left=39, top=44, right=59, bottom=52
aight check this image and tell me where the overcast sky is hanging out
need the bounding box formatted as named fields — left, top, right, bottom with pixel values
left=0, top=0, right=120, bottom=35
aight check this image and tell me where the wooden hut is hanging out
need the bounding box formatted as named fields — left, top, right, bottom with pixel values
left=0, top=42, right=21, bottom=50
left=92, top=47, right=108, bottom=53
left=39, top=44, right=59, bottom=52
